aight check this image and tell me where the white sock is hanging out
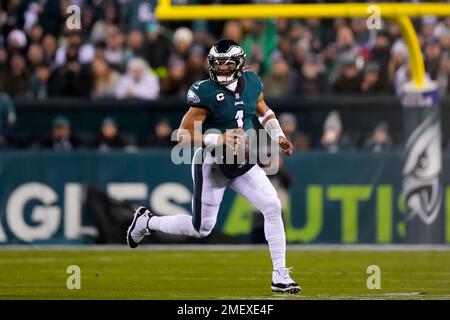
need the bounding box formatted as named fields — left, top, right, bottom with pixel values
left=148, top=214, right=201, bottom=238
left=263, top=208, right=286, bottom=271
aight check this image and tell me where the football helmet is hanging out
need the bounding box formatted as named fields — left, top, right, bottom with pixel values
left=207, top=39, right=246, bottom=86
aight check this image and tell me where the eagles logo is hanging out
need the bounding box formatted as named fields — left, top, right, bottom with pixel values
left=402, top=112, right=442, bottom=225
left=187, top=90, right=200, bottom=105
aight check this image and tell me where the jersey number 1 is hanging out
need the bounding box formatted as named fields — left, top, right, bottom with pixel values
left=235, top=110, right=244, bottom=128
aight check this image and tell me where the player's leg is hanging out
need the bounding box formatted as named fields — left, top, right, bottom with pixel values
left=127, top=149, right=227, bottom=247
left=229, top=164, right=300, bottom=293
left=147, top=152, right=226, bottom=238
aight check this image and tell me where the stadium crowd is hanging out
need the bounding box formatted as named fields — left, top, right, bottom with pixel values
left=0, top=0, right=449, bottom=151
left=1, top=0, right=450, bottom=99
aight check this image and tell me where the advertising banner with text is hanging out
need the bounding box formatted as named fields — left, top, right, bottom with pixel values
left=0, top=150, right=449, bottom=244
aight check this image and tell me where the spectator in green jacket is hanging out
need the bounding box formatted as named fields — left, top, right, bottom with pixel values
left=241, top=19, right=277, bottom=75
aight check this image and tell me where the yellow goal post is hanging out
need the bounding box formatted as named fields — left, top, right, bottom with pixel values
left=155, top=1, right=450, bottom=88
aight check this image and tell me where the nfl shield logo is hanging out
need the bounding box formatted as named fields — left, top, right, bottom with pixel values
left=235, top=93, right=240, bottom=99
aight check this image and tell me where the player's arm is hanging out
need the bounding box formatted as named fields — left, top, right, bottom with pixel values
left=256, top=92, right=293, bottom=156
left=177, top=107, right=239, bottom=149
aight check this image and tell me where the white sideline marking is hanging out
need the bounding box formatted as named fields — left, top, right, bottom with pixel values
left=383, top=292, right=423, bottom=296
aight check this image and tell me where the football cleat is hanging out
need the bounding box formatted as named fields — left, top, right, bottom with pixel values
left=271, top=267, right=301, bottom=294
left=126, top=206, right=154, bottom=249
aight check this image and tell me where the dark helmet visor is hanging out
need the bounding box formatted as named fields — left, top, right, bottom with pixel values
left=210, top=58, right=237, bottom=76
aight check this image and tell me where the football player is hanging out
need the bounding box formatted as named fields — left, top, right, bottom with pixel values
left=127, top=39, right=300, bottom=293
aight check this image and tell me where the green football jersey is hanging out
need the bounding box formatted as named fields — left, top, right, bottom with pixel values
left=186, top=71, right=264, bottom=134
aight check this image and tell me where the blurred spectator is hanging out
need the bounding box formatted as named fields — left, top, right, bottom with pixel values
left=361, top=62, right=384, bottom=94
left=115, top=57, right=159, bottom=100
left=91, top=57, right=120, bottom=98
left=434, top=17, right=450, bottom=39
left=241, top=19, right=277, bottom=74
left=322, top=43, right=337, bottom=79
left=290, top=54, right=328, bottom=95
left=333, top=58, right=362, bottom=94
left=184, top=45, right=208, bottom=85
left=223, top=20, right=243, bottom=43
left=279, top=113, right=310, bottom=151
left=124, top=30, right=145, bottom=62
left=91, top=3, right=119, bottom=44
left=394, top=63, right=413, bottom=96
left=3, top=52, right=29, bottom=97
left=55, top=30, right=95, bottom=66
left=23, top=4, right=42, bottom=34
left=292, top=38, right=310, bottom=71
left=363, top=122, right=393, bottom=153
left=50, top=48, right=91, bottom=97
left=246, top=55, right=263, bottom=74
left=262, top=52, right=293, bottom=97
left=422, top=16, right=437, bottom=40
left=7, top=29, right=27, bottom=52
left=305, top=18, right=322, bottom=50
left=28, top=63, right=51, bottom=99
left=437, top=52, right=450, bottom=95
left=81, top=5, right=95, bottom=39
left=370, top=31, right=391, bottom=84
left=28, top=24, right=44, bottom=44
left=351, top=18, right=371, bottom=46
left=332, top=26, right=360, bottom=82
left=40, top=116, right=82, bottom=150
left=0, top=46, right=9, bottom=89
left=1, top=1, right=23, bottom=37
left=42, top=33, right=57, bottom=65
left=104, top=24, right=126, bottom=70
left=0, top=92, right=16, bottom=149
left=275, top=19, right=291, bottom=37
left=172, top=27, right=194, bottom=62
left=39, top=0, right=62, bottom=36
left=388, top=39, right=408, bottom=91
left=162, top=58, right=187, bottom=96
left=293, top=133, right=311, bottom=152
left=93, top=41, right=106, bottom=60
left=94, top=117, right=128, bottom=150
left=440, top=29, right=450, bottom=53
left=276, top=35, right=294, bottom=65
left=279, top=113, right=298, bottom=142
left=144, top=23, right=172, bottom=77
left=147, top=118, right=176, bottom=148
left=27, top=43, right=45, bottom=72
left=320, top=111, right=350, bottom=153
left=424, top=38, right=443, bottom=80
left=120, top=0, right=156, bottom=33
left=386, top=21, right=401, bottom=43
left=287, top=22, right=304, bottom=44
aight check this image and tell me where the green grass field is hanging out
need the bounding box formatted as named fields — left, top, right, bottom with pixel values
left=1, top=247, right=450, bottom=300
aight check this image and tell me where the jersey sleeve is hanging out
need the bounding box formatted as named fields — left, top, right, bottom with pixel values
left=186, top=83, right=211, bottom=113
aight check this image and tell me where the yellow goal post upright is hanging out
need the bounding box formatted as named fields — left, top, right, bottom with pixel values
left=156, top=1, right=450, bottom=243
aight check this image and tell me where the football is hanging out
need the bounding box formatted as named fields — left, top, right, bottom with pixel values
left=232, top=128, right=250, bottom=163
